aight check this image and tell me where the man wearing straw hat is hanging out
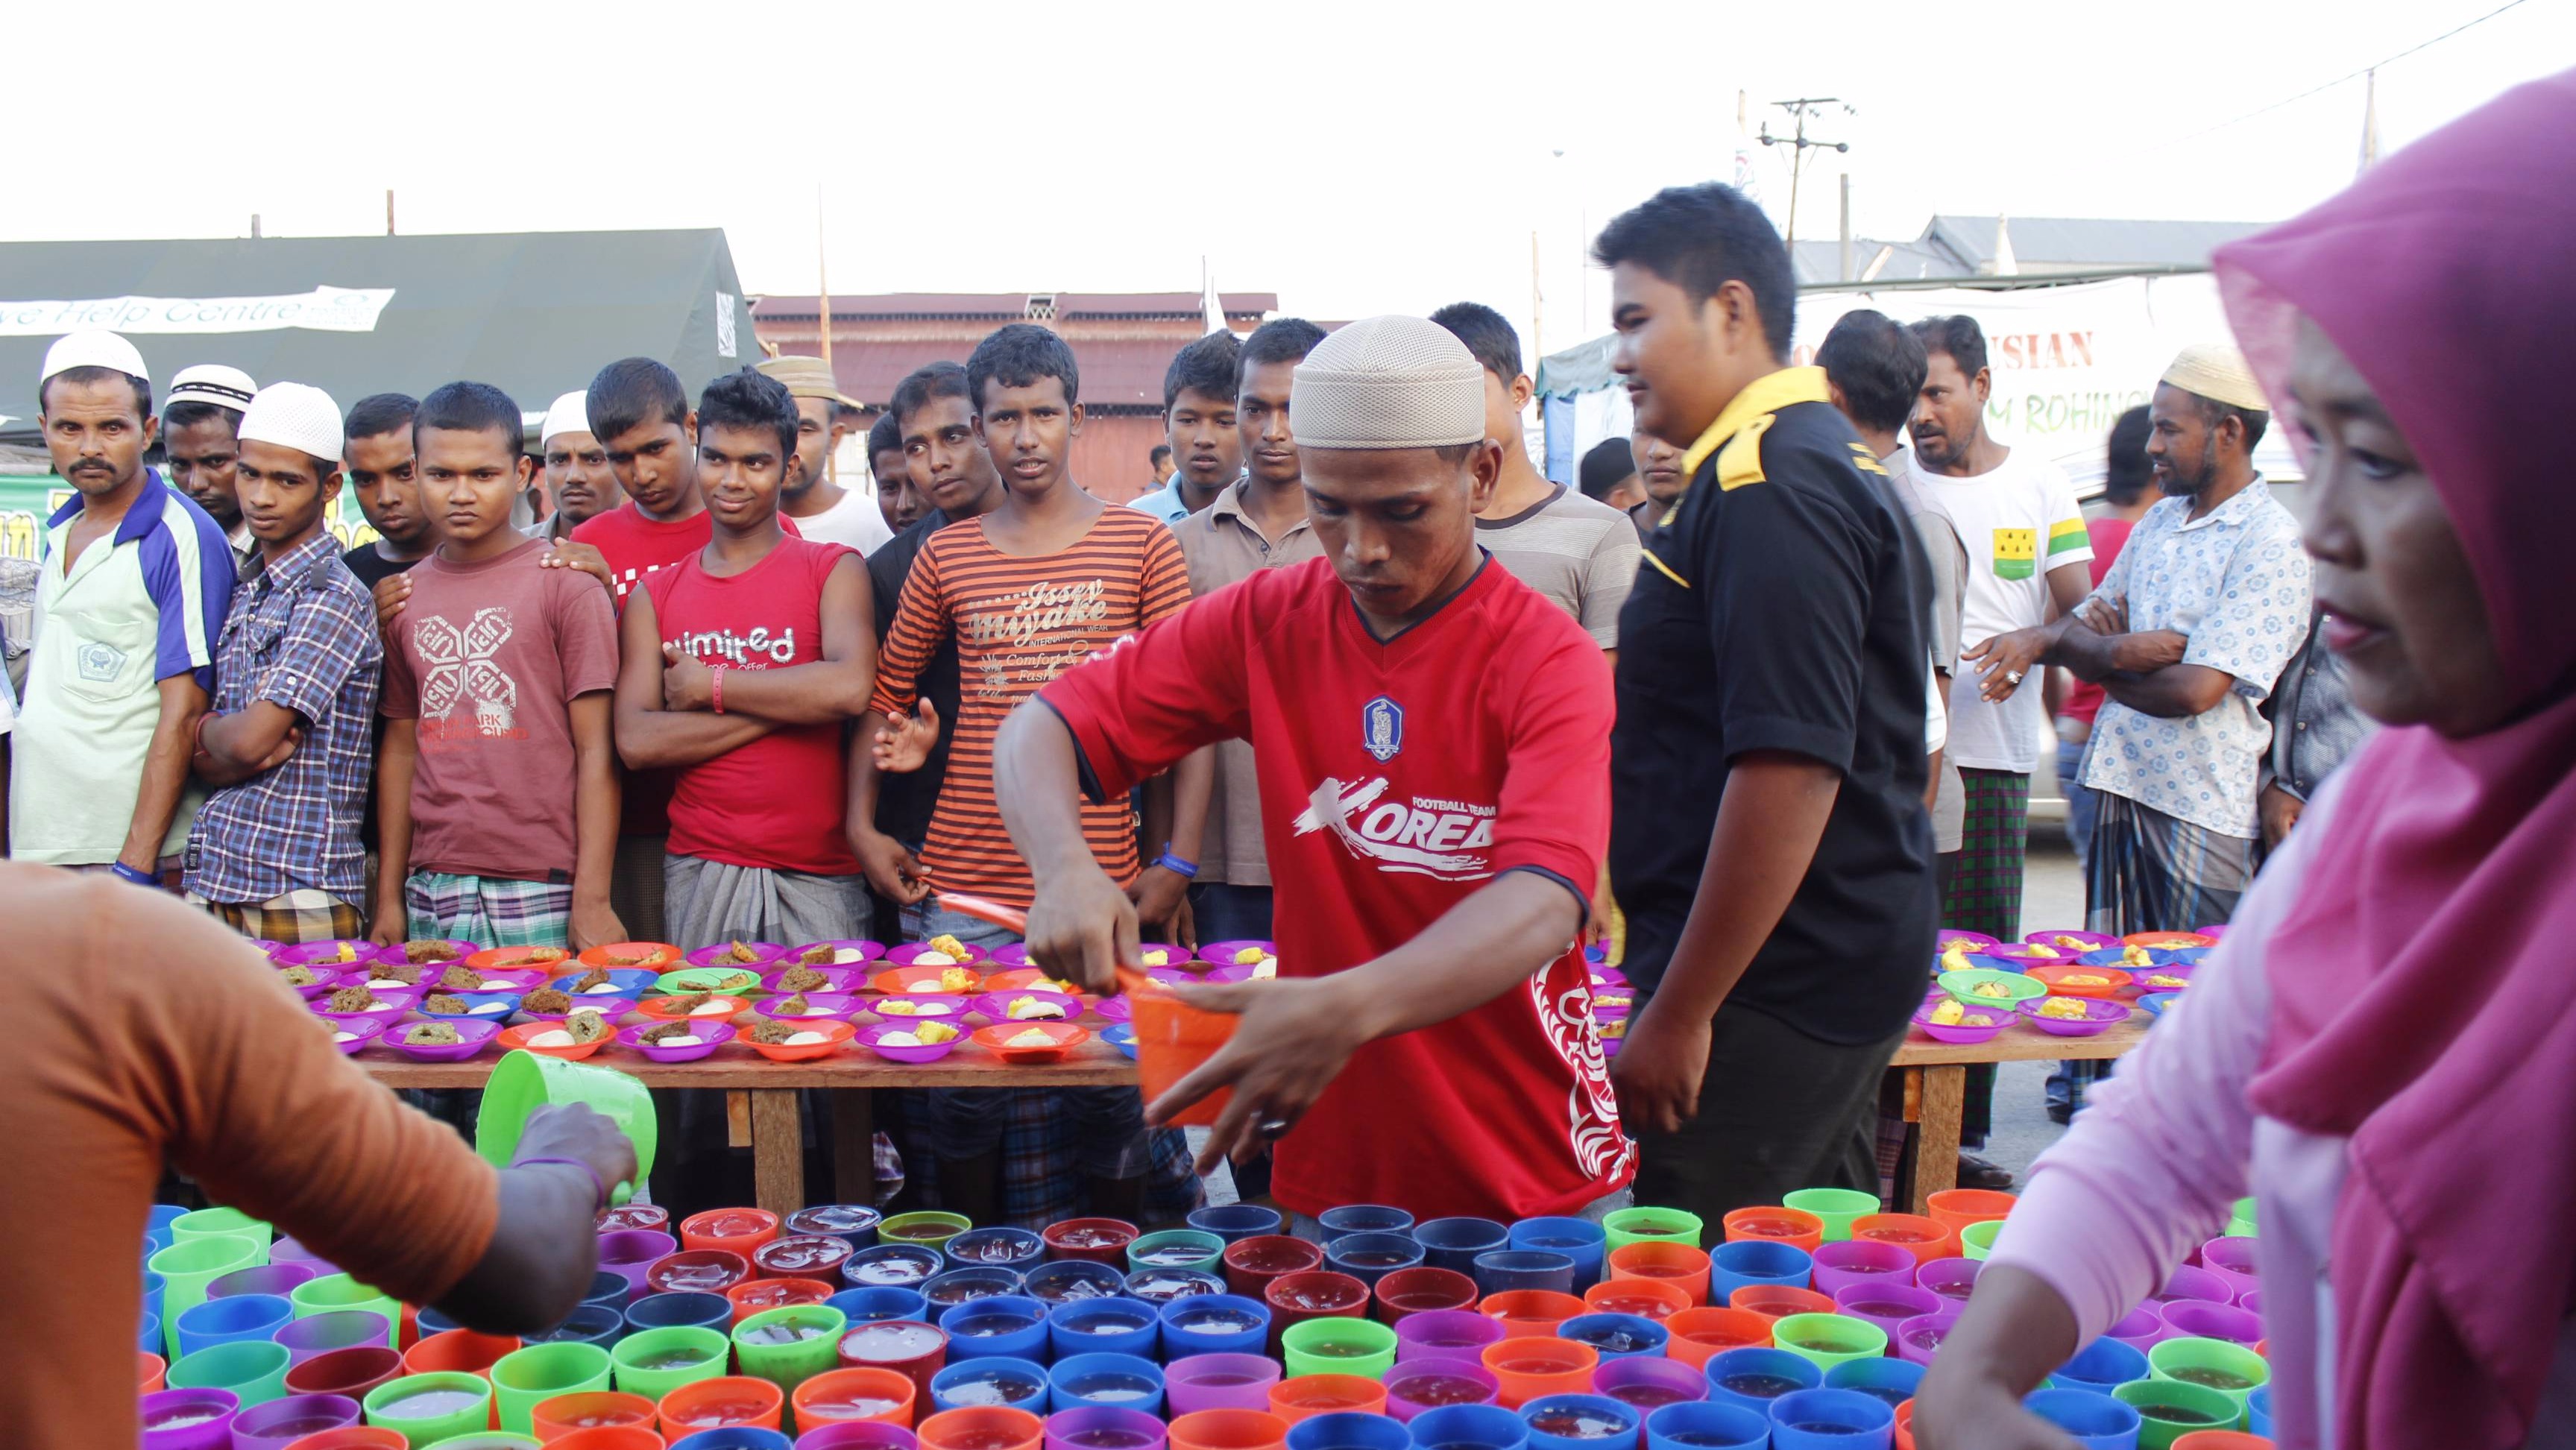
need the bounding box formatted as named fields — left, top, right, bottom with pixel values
left=758, top=353, right=892, bottom=555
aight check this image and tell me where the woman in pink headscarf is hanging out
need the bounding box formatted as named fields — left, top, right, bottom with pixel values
left=1914, top=69, right=2576, bottom=1450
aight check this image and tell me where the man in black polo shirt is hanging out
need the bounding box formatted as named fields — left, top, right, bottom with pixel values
left=1598, top=183, right=1937, bottom=1225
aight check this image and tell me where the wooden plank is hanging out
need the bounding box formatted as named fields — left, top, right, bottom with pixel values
left=831, top=1091, right=876, bottom=1206
left=1889, top=1018, right=2147, bottom=1067
left=1912, top=1065, right=1965, bottom=1214
left=726, top=1092, right=752, bottom=1149
left=353, top=1038, right=1139, bottom=1091
left=750, top=1090, right=805, bottom=1217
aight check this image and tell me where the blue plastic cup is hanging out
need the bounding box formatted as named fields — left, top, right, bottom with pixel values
left=174, top=1293, right=296, bottom=1358
left=1049, top=1296, right=1162, bottom=1361
left=1508, top=1220, right=1608, bottom=1293
left=1414, top=1220, right=1511, bottom=1277
left=1822, top=1356, right=1924, bottom=1410
left=830, top=1287, right=933, bottom=1326
left=1701, top=1347, right=1821, bottom=1417
left=1048, top=1352, right=1165, bottom=1415
left=414, top=1306, right=462, bottom=1338
left=2024, top=1387, right=2141, bottom=1449
left=1317, top=1205, right=1415, bottom=1243
left=670, top=1428, right=794, bottom=1450
left=1472, top=1251, right=1577, bottom=1298
left=1159, top=1293, right=1271, bottom=1359
left=845, top=1244, right=947, bottom=1290
left=941, top=1295, right=1050, bottom=1362
left=1326, top=1233, right=1426, bottom=1290
left=626, top=1291, right=734, bottom=1336
left=924, top=1268, right=1029, bottom=1311
left=1644, top=1400, right=1768, bottom=1450
left=142, top=1308, right=163, bottom=1355
left=1707, top=1241, right=1813, bottom=1305
left=1520, top=1393, right=1639, bottom=1450
left=948, top=1229, right=1049, bottom=1273
left=149, top=1204, right=191, bottom=1237
left=2247, top=1384, right=2273, bottom=1437
left=1286, top=1410, right=1411, bottom=1450
left=1410, top=1402, right=1531, bottom=1450
left=582, top=1270, right=634, bottom=1309
left=524, top=1304, right=625, bottom=1348
left=2048, top=1336, right=2150, bottom=1396
left=930, top=1355, right=1052, bottom=1414
left=1188, top=1205, right=1285, bottom=1245
left=785, top=1204, right=886, bottom=1252
left=1024, top=1261, right=1133, bottom=1306
left=145, top=1267, right=167, bottom=1317
left=1555, top=1314, right=1666, bottom=1363
left=1767, top=1387, right=1892, bottom=1449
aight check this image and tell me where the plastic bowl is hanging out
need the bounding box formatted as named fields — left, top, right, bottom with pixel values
left=755, top=994, right=869, bottom=1027
left=556, top=965, right=663, bottom=994
left=495, top=1022, right=611, bottom=1061
left=870, top=994, right=973, bottom=1021
left=887, top=939, right=995, bottom=965
left=275, top=964, right=352, bottom=1000
left=971, top=1021, right=1090, bottom=1063
left=687, top=942, right=790, bottom=971
left=873, top=964, right=989, bottom=996
left=1101, top=1024, right=1139, bottom=1060
left=637, top=994, right=752, bottom=1024
left=324, top=1017, right=392, bottom=1055
left=520, top=996, right=638, bottom=1024
left=981, top=968, right=1089, bottom=994
left=621, top=1020, right=740, bottom=1063
left=2123, top=930, right=2214, bottom=949
left=2140, top=992, right=2184, bottom=1021
left=2026, top=965, right=2133, bottom=1000
left=972, top=990, right=1086, bottom=1026
left=758, top=963, right=869, bottom=996
left=2015, top=996, right=2132, bottom=1038
left=276, top=940, right=378, bottom=970
left=657, top=967, right=769, bottom=996
left=467, top=944, right=573, bottom=971
left=854, top=1021, right=967, bottom=1065
left=311, top=990, right=418, bottom=1030
left=415, top=992, right=526, bottom=1023
left=387, top=1018, right=506, bottom=1062
left=578, top=942, right=684, bottom=970
left=2024, top=929, right=2120, bottom=953
left=1934, top=969, right=2046, bottom=1011
left=783, top=939, right=888, bottom=967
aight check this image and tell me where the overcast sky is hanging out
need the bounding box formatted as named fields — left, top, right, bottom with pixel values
left=11, top=0, right=2565, bottom=361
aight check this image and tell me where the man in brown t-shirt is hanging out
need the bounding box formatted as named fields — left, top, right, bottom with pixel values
left=2, top=866, right=635, bottom=1449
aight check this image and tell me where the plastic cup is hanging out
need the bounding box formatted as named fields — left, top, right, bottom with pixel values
left=284, top=1346, right=407, bottom=1405
left=1383, top=1358, right=1501, bottom=1420
left=1048, top=1352, right=1165, bottom=1416
left=1315, top=1206, right=1414, bottom=1243
left=2024, top=1387, right=2143, bottom=1449
left=2148, top=1335, right=2269, bottom=1415
left=533, top=1305, right=629, bottom=1350
left=1129, top=980, right=1237, bottom=1127
left=1889, top=1314, right=1952, bottom=1367
left=2111, top=1378, right=2240, bottom=1450
left=2049, top=1336, right=2150, bottom=1396
left=154, top=1237, right=265, bottom=1356
left=940, top=1230, right=1044, bottom=1276
left=929, top=1356, right=1051, bottom=1416
left=1047, top=1405, right=1168, bottom=1450
left=661, top=1375, right=787, bottom=1434
left=802, top=1425, right=925, bottom=1450
left=1660, top=1308, right=1773, bottom=1370
left=531, top=1389, right=659, bottom=1439
left=1706, top=1242, right=1811, bottom=1306
left=1167, top=1409, right=1288, bottom=1450
left=1394, top=1308, right=1507, bottom=1366
left=1581, top=1279, right=1688, bottom=1323
left=1644, top=1400, right=1766, bottom=1450
left=177, top=1292, right=297, bottom=1358
left=1411, top=1219, right=1512, bottom=1276
left=1849, top=1217, right=1957, bottom=1268
left=837, top=1320, right=951, bottom=1408
left=1282, top=1317, right=1399, bottom=1379
left=493, top=1341, right=615, bottom=1433
left=1765, top=1387, right=1892, bottom=1450
left=1768, top=1314, right=1887, bottom=1374
left=291, top=1278, right=400, bottom=1348
left=1162, top=1293, right=1273, bottom=1359
left=1374, top=1267, right=1481, bottom=1323
left=265, top=1430, right=404, bottom=1450
left=786, top=1205, right=886, bottom=1255
left=1410, top=1403, right=1528, bottom=1450
left=1471, top=1252, right=1578, bottom=1299
left=1700, top=1346, right=1820, bottom=1417
left=2225, top=1198, right=2258, bottom=1241
left=1266, top=1374, right=1387, bottom=1425
left=1043, top=1220, right=1141, bottom=1268
left=401, top=1328, right=521, bottom=1381
left=269, top=1238, right=339, bottom=1274
left=599, top=1231, right=682, bottom=1302
left=171, top=1339, right=293, bottom=1408
left=1923, top=1190, right=2017, bottom=1238
left=1810, top=1241, right=1920, bottom=1303
left=1479, top=1290, right=1587, bottom=1340
left=554, top=1428, right=667, bottom=1449
left=1165, top=1353, right=1282, bottom=1416
left=1821, top=1357, right=1923, bottom=1411
left=1283, top=1410, right=1408, bottom=1450
left=918, top=1406, right=1043, bottom=1450
left=1607, top=1243, right=1712, bottom=1305
left=733, top=1305, right=848, bottom=1392
left=2153, top=1266, right=2232, bottom=1309
left=1719, top=1208, right=1824, bottom=1255
left=212, top=1264, right=321, bottom=1301
left=1959, top=1220, right=2003, bottom=1261
left=1128, top=1231, right=1227, bottom=1277
left=1830, top=1283, right=1944, bottom=1345
left=608, top=1324, right=728, bottom=1402
left=2246, top=1386, right=2273, bottom=1438
left=796, top=1366, right=919, bottom=1428
left=1728, top=1286, right=1834, bottom=1323
left=140, top=1387, right=239, bottom=1450
left=1600, top=1210, right=1703, bottom=1253
left=1590, top=1354, right=1705, bottom=1412
left=477, top=1048, right=658, bottom=1199
left=2106, top=1307, right=2167, bottom=1355
left=1555, top=1313, right=1668, bottom=1363
left=275, top=1313, right=397, bottom=1368
left=1224, top=1238, right=1325, bottom=1300
left=919, top=1267, right=1027, bottom=1313
left=1518, top=1393, right=1640, bottom=1450
left=2156, top=1301, right=2261, bottom=1348
left=1265, top=1272, right=1370, bottom=1352
left=1324, top=1234, right=1424, bottom=1290
left=174, top=1208, right=274, bottom=1262
left=941, top=1296, right=1048, bottom=1364
left=1781, top=1191, right=1880, bottom=1245
left=227, top=1390, right=362, bottom=1447
left=1046, top=1297, right=1159, bottom=1360
left=365, top=1371, right=495, bottom=1446
left=834, top=1287, right=936, bottom=1326
left=1507, top=1220, right=1607, bottom=1293
left=629, top=1291, right=737, bottom=1337
left=139, top=1349, right=166, bottom=1395
left=2168, top=1435, right=2270, bottom=1450
left=1188, top=1206, right=1285, bottom=1246
left=1480, top=1337, right=1597, bottom=1410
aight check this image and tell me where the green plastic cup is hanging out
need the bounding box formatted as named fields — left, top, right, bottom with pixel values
left=878, top=1211, right=972, bottom=1254
left=1281, top=1316, right=1398, bottom=1379
left=476, top=1049, right=656, bottom=1202
left=490, top=1340, right=614, bottom=1434
left=2148, top=1335, right=2268, bottom=1418
left=733, top=1304, right=848, bottom=1393
left=1768, top=1312, right=1889, bottom=1372
left=366, top=1370, right=496, bottom=1446
left=1783, top=1188, right=1880, bottom=1243
left=612, top=1325, right=732, bottom=1399
left=168, top=1338, right=292, bottom=1407
left=149, top=1237, right=262, bottom=1358
left=171, top=1207, right=274, bottom=1267
left=292, top=1274, right=400, bottom=1346
left=1960, top=1220, right=2003, bottom=1261
left=1126, top=1230, right=1226, bottom=1276
left=1602, top=1208, right=1705, bottom=1252
left=2227, top=1197, right=2258, bottom=1240
left=2114, top=1376, right=2242, bottom=1449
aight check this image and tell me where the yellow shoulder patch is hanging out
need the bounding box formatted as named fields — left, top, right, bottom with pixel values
left=1848, top=441, right=1889, bottom=476
left=1716, top=414, right=1773, bottom=491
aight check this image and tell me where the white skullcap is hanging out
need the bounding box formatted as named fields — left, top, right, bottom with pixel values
left=239, top=382, right=344, bottom=462
left=1289, top=316, right=1485, bottom=450
left=541, top=390, right=593, bottom=444
left=167, top=364, right=259, bottom=415
left=40, top=330, right=149, bottom=386
left=2161, top=343, right=2269, bottom=413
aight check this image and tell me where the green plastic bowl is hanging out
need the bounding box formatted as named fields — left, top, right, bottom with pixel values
left=1936, top=969, right=2047, bottom=1011
left=474, top=1048, right=657, bottom=1202
left=654, top=966, right=767, bottom=996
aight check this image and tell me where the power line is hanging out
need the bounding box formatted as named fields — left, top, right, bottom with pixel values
left=2182, top=0, right=2534, bottom=141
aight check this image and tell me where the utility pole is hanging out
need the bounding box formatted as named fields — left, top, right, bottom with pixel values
left=251, top=214, right=262, bottom=239
left=2358, top=67, right=2381, bottom=175
left=1759, top=98, right=1854, bottom=249
left=386, top=190, right=397, bottom=236
left=1839, top=174, right=1854, bottom=283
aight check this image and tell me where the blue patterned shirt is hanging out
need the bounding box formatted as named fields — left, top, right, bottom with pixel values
left=183, top=530, right=384, bottom=904
left=2079, top=479, right=2313, bottom=838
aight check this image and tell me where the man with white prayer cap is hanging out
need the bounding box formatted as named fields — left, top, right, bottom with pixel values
left=529, top=388, right=623, bottom=545
left=998, top=314, right=1635, bottom=1225
left=13, top=331, right=236, bottom=883
left=183, top=382, right=387, bottom=942
left=165, top=362, right=262, bottom=570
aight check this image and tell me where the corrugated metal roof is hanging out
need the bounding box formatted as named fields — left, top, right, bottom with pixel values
left=752, top=291, right=1276, bottom=321
left=1923, top=215, right=2267, bottom=272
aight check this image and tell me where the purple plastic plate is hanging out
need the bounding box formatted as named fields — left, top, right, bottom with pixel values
left=686, top=942, right=787, bottom=970
left=452, top=967, right=549, bottom=992
left=325, top=1016, right=391, bottom=1054
left=2023, top=929, right=2120, bottom=953
left=1937, top=929, right=2000, bottom=951
left=2123, top=963, right=2199, bottom=996
left=1132, top=946, right=1201, bottom=972
left=274, top=940, right=377, bottom=971
left=1197, top=939, right=1277, bottom=969
left=884, top=941, right=992, bottom=966
left=1093, top=994, right=1133, bottom=1022
left=758, top=965, right=866, bottom=994
left=275, top=965, right=350, bottom=1000
left=2015, top=996, right=2132, bottom=1037
left=784, top=939, right=887, bottom=966
left=374, top=938, right=477, bottom=967
left=309, top=990, right=418, bottom=1028
left=854, top=1021, right=964, bottom=1063
left=988, top=942, right=1034, bottom=968
left=757, top=992, right=868, bottom=1024
left=972, top=989, right=1083, bottom=1024
left=1910, top=1002, right=2012, bottom=1044
left=620, top=1019, right=738, bottom=1062
left=520, top=995, right=637, bottom=1024
left=869, top=994, right=971, bottom=1023
left=387, top=1017, right=504, bottom=1062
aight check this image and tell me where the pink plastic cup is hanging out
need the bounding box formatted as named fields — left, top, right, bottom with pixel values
left=1164, top=1354, right=1282, bottom=1416
left=1809, top=1241, right=1918, bottom=1302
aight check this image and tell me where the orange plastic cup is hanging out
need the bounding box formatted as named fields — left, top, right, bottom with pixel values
left=1661, top=1307, right=1774, bottom=1368
left=277, top=1430, right=406, bottom=1449
left=1168, top=1408, right=1290, bottom=1450
left=726, top=1276, right=837, bottom=1326
left=1720, top=1207, right=1824, bottom=1254
left=1894, top=1399, right=1915, bottom=1450
left=795, top=1366, right=919, bottom=1429
left=659, top=1374, right=784, bottom=1434
left=1266, top=1374, right=1387, bottom=1425
left=1607, top=1241, right=1712, bottom=1305
left=532, top=1390, right=658, bottom=1440
left=919, top=1405, right=1044, bottom=1450
left=681, top=1209, right=782, bottom=1258
left=404, top=1328, right=521, bottom=1378
left=1583, top=1279, right=1689, bottom=1322
left=1480, top=1336, right=1599, bottom=1409
left=1479, top=1290, right=1587, bottom=1338
left=1851, top=1214, right=1959, bottom=1267
left=550, top=1428, right=665, bottom=1450
left=1728, top=1285, right=1835, bottom=1322
left=1923, top=1191, right=2017, bottom=1238
left=1127, top=977, right=1236, bottom=1128
left=140, top=1351, right=166, bottom=1393
left=2170, top=1435, right=2273, bottom=1450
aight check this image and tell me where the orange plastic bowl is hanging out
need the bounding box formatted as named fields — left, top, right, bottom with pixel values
left=466, top=945, right=571, bottom=971
left=496, top=1021, right=611, bottom=1061
left=969, top=1020, right=1089, bottom=1063
left=2027, top=965, right=2133, bottom=1000
left=2123, top=930, right=2214, bottom=949
left=636, top=994, right=751, bottom=1024
left=983, top=967, right=1087, bottom=995
left=871, top=965, right=987, bottom=997
left=748, top=1018, right=857, bottom=1063
left=576, top=942, right=683, bottom=970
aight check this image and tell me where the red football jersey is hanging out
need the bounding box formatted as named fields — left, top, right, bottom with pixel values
left=1044, top=556, right=1633, bottom=1220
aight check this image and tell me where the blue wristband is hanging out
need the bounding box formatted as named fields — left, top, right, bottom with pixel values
left=110, top=861, right=160, bottom=887
left=1153, top=851, right=1199, bottom=880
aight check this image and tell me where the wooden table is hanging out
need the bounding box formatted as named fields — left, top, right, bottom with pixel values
left=1887, top=1017, right=2149, bottom=1214
left=359, top=1037, right=1139, bottom=1217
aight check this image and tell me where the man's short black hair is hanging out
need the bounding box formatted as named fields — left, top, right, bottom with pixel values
left=1910, top=315, right=1989, bottom=379
left=415, top=381, right=524, bottom=454
left=161, top=399, right=245, bottom=438
left=867, top=412, right=903, bottom=461
left=1591, top=182, right=1795, bottom=361
left=586, top=356, right=690, bottom=447
left=39, top=365, right=152, bottom=420
left=2104, top=405, right=2153, bottom=506
left=344, top=392, right=418, bottom=446
left=1578, top=437, right=1637, bottom=502
left=1238, top=317, right=1327, bottom=373
left=1429, top=302, right=1522, bottom=383
left=966, top=323, right=1079, bottom=410
left=1816, top=309, right=1929, bottom=435
left=1149, top=443, right=1173, bottom=466
left=889, top=361, right=972, bottom=432
left=2184, top=393, right=2271, bottom=453
left=697, top=366, right=801, bottom=461
left=1163, top=330, right=1242, bottom=412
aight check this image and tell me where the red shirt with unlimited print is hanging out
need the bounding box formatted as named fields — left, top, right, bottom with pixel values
left=1042, top=555, right=1633, bottom=1220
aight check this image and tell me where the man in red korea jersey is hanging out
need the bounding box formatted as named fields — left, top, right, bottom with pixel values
left=999, top=316, right=1633, bottom=1223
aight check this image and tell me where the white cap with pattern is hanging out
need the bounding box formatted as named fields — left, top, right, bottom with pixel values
left=541, top=390, right=593, bottom=444
left=1288, top=315, right=1486, bottom=450
left=239, top=382, right=344, bottom=462
left=40, top=330, right=150, bottom=386
left=167, top=364, right=259, bottom=414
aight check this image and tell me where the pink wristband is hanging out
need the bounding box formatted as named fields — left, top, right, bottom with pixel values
left=711, top=665, right=726, bottom=715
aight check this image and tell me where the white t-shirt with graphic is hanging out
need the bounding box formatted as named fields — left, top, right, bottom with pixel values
left=1914, top=450, right=2091, bottom=773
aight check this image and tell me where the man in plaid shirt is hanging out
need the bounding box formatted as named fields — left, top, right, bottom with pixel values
left=183, top=384, right=384, bottom=943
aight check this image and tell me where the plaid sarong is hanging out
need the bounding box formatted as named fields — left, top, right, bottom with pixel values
left=1943, top=768, right=2032, bottom=942
left=405, top=871, right=572, bottom=947
left=2085, top=791, right=2255, bottom=939
left=190, top=889, right=366, bottom=945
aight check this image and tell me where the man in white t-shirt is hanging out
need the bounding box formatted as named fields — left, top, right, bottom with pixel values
left=757, top=354, right=892, bottom=555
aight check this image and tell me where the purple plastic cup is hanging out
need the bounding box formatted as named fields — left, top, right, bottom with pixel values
left=1395, top=1308, right=1508, bottom=1364
left=2199, top=1236, right=2260, bottom=1299
left=140, top=1387, right=239, bottom=1450
left=599, top=1229, right=680, bottom=1299
left=801, top=1425, right=924, bottom=1450
left=208, top=1264, right=319, bottom=1301
left=1891, top=1313, right=1952, bottom=1367
left=1912, top=1257, right=1983, bottom=1304
left=1809, top=1241, right=1918, bottom=1302
left=1163, top=1352, right=1282, bottom=1415
left=1384, top=1358, right=1501, bottom=1421
left=2157, top=1298, right=2263, bottom=1346
left=269, top=1310, right=391, bottom=1365
left=2105, top=1305, right=2166, bottom=1353
left=1045, top=1405, right=1168, bottom=1450
left=225, top=1391, right=359, bottom=1448
left=1831, top=1282, right=1945, bottom=1343
left=1590, top=1355, right=1704, bottom=1411
left=2152, top=1264, right=2232, bottom=1308
left=268, top=1238, right=337, bottom=1274
left=2239, top=1289, right=2264, bottom=1320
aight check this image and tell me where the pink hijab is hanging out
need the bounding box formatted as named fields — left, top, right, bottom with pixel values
left=2226, top=69, right=2576, bottom=1449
